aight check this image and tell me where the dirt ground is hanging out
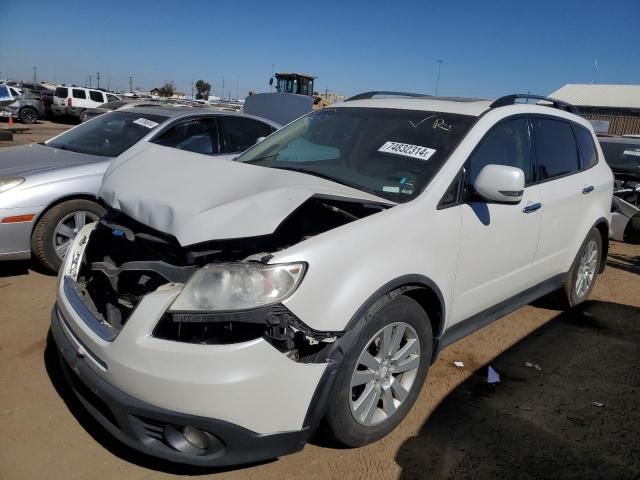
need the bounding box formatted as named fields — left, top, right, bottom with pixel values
left=0, top=118, right=72, bottom=147
left=0, top=122, right=639, bottom=479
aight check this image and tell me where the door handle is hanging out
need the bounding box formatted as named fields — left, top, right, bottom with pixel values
left=523, top=202, right=542, bottom=213
left=582, top=185, right=595, bottom=194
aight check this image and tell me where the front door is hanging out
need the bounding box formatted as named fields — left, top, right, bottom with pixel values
left=450, top=117, right=543, bottom=324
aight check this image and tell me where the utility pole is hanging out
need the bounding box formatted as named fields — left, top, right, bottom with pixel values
left=129, top=76, right=134, bottom=93
left=435, top=60, right=443, bottom=96
left=32, top=66, right=37, bottom=83
left=191, top=79, right=194, bottom=99
left=222, top=77, right=225, bottom=99
left=96, top=72, right=100, bottom=89
left=107, top=64, right=110, bottom=91
left=89, top=75, right=92, bottom=88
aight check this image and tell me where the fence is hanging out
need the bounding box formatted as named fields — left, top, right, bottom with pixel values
left=582, top=114, right=640, bottom=136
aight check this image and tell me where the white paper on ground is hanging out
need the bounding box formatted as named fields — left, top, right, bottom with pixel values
left=453, top=361, right=464, bottom=368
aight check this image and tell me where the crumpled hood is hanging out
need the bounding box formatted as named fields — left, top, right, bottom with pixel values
left=99, top=144, right=392, bottom=246
left=0, top=143, right=104, bottom=177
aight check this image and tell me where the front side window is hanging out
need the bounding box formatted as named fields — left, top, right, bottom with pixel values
left=154, top=118, right=220, bottom=155
left=533, top=118, right=580, bottom=180
left=236, top=107, right=475, bottom=203
left=106, top=94, right=119, bottom=102
left=573, top=125, right=598, bottom=170
left=464, top=118, right=533, bottom=189
left=72, top=89, right=87, bottom=99
left=89, top=90, right=104, bottom=103
left=46, top=111, right=167, bottom=157
left=222, top=117, right=276, bottom=153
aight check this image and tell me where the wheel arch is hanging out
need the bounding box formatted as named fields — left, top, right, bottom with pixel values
left=31, top=193, right=100, bottom=232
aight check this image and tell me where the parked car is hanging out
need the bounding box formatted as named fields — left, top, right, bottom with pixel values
left=51, top=93, right=613, bottom=467
left=599, top=135, right=640, bottom=243
left=0, top=107, right=280, bottom=270
left=80, top=99, right=207, bottom=123
left=51, top=86, right=121, bottom=120
left=0, top=84, right=45, bottom=124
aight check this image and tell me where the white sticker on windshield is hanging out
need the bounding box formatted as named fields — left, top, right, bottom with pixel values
left=378, top=141, right=436, bottom=161
left=133, top=118, right=159, bottom=129
left=623, top=149, right=640, bottom=157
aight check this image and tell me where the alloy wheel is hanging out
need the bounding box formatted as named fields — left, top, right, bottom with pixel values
left=52, top=210, right=99, bottom=260
left=349, top=322, right=421, bottom=426
left=575, top=239, right=598, bottom=298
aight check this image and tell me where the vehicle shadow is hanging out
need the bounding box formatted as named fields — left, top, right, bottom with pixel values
left=395, top=300, right=640, bottom=480
left=0, top=259, right=55, bottom=278
left=607, top=253, right=640, bottom=275
left=43, top=333, right=273, bottom=475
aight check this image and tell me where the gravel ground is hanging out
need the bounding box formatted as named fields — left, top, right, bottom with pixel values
left=0, top=122, right=638, bottom=479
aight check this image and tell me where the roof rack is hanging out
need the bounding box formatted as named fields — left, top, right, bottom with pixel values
left=490, top=94, right=580, bottom=115
left=345, top=91, right=429, bottom=101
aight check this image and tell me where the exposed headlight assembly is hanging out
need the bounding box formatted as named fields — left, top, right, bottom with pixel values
left=170, top=262, right=306, bottom=312
left=0, top=177, right=25, bottom=193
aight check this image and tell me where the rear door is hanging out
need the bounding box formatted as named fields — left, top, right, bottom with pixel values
left=450, top=117, right=543, bottom=324
left=529, top=117, right=586, bottom=284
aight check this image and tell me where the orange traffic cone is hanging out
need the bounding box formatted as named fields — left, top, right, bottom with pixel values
left=8, top=116, right=14, bottom=125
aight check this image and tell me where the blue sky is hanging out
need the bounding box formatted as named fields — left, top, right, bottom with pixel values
left=1, top=0, right=639, bottom=99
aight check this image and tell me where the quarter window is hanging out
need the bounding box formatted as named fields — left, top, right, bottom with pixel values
left=72, top=89, right=87, bottom=99
left=54, top=87, right=68, bottom=98
left=533, top=119, right=580, bottom=180
left=465, top=118, right=533, bottom=189
left=573, top=125, right=598, bottom=170
left=222, top=117, right=276, bottom=153
left=0, top=85, right=10, bottom=99
left=89, top=90, right=104, bottom=103
left=154, top=118, right=221, bottom=155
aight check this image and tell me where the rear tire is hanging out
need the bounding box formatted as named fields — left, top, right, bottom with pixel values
left=323, top=296, right=432, bottom=447
left=624, top=214, right=640, bottom=244
left=564, top=228, right=602, bottom=307
left=19, top=107, right=38, bottom=124
left=31, top=199, right=105, bottom=272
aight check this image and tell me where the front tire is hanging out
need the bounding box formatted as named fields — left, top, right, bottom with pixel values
left=31, top=199, right=105, bottom=272
left=19, top=107, right=38, bottom=124
left=564, top=228, right=602, bottom=307
left=323, top=296, right=432, bottom=447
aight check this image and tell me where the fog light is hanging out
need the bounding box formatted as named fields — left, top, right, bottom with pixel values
left=182, top=425, right=209, bottom=450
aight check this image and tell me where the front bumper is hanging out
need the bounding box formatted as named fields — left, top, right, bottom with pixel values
left=51, top=307, right=311, bottom=466
left=0, top=207, right=38, bottom=261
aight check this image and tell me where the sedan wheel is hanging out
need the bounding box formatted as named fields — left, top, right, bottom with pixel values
left=52, top=210, right=100, bottom=260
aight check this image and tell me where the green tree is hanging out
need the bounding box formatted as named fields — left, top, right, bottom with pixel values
left=157, top=82, right=175, bottom=98
left=195, top=79, right=211, bottom=100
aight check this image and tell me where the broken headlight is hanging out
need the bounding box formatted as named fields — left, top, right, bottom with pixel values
left=170, top=262, right=306, bottom=311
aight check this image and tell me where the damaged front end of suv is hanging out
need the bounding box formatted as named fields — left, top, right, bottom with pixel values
left=71, top=194, right=388, bottom=359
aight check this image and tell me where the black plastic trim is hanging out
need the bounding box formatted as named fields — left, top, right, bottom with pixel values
left=63, top=276, right=118, bottom=342
left=51, top=307, right=310, bottom=467
left=490, top=94, right=580, bottom=115
left=434, top=273, right=566, bottom=356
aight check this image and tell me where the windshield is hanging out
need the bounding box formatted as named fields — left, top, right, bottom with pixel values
left=46, top=111, right=168, bottom=157
left=236, top=107, right=475, bottom=202
left=600, top=141, right=640, bottom=172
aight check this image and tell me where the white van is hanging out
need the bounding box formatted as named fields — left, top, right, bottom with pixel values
left=51, top=86, right=120, bottom=119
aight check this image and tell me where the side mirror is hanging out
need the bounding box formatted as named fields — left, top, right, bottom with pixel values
left=255, top=136, right=266, bottom=144
left=473, top=164, right=525, bottom=204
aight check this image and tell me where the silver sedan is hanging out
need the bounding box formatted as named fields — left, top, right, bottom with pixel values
left=0, top=106, right=280, bottom=271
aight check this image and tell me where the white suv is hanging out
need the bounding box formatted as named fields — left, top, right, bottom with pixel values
left=51, top=86, right=120, bottom=119
left=51, top=93, right=613, bottom=466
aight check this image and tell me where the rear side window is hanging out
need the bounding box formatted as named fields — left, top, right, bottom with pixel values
left=465, top=118, right=533, bottom=187
left=573, top=126, right=598, bottom=169
left=72, top=89, right=87, bottom=99
left=54, top=87, right=68, bottom=98
left=533, top=118, right=580, bottom=180
left=222, top=117, right=276, bottom=153
left=154, top=118, right=221, bottom=155
left=89, top=91, right=104, bottom=103
left=0, top=85, right=9, bottom=98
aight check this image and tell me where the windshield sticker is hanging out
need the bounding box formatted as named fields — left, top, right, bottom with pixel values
left=378, top=141, right=436, bottom=161
left=133, top=118, right=159, bottom=129
left=623, top=149, right=640, bottom=157
left=383, top=186, right=400, bottom=193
